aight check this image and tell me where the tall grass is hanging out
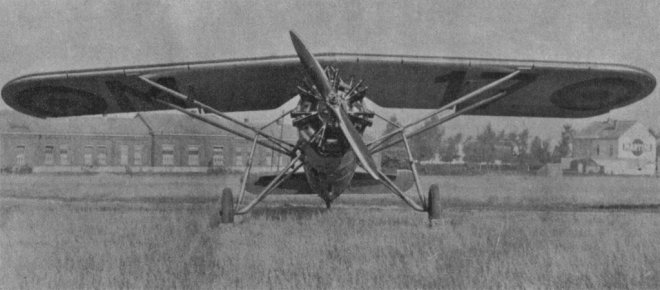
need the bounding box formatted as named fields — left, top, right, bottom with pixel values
left=1, top=174, right=660, bottom=288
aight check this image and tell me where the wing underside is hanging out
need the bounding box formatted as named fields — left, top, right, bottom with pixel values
left=2, top=53, right=655, bottom=118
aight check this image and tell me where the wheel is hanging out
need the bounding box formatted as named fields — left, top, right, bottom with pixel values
left=427, top=183, right=442, bottom=220
left=220, top=188, right=235, bottom=224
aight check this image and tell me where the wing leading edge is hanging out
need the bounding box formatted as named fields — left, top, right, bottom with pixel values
left=2, top=53, right=655, bottom=118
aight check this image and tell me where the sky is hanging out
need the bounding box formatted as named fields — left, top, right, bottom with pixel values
left=1, top=0, right=659, bottom=142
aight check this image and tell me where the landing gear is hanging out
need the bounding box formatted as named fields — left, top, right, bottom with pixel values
left=427, top=183, right=442, bottom=221
left=363, top=70, right=520, bottom=224
left=220, top=188, right=234, bottom=224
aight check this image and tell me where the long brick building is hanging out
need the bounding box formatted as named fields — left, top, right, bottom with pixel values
left=0, top=110, right=295, bottom=173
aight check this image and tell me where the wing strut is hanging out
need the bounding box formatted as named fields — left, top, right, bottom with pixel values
left=368, top=70, right=521, bottom=154
left=359, top=71, right=519, bottom=214
left=135, top=78, right=308, bottom=215
left=235, top=154, right=304, bottom=215
left=233, top=127, right=328, bottom=215
left=137, top=76, right=296, bottom=155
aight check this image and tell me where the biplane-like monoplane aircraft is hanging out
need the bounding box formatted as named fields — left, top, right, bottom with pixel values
left=2, top=31, right=656, bottom=224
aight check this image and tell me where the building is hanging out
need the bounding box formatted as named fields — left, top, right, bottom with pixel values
left=1, top=110, right=150, bottom=173
left=571, top=119, right=656, bottom=175
left=0, top=110, right=296, bottom=173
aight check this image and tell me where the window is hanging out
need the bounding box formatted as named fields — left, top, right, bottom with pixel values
left=15, top=146, right=26, bottom=166
left=273, top=154, right=283, bottom=168
left=187, top=145, right=199, bottom=166
left=595, top=145, right=600, bottom=156
left=609, top=144, right=614, bottom=157
left=265, top=152, right=272, bottom=167
left=119, top=145, right=129, bottom=165
left=59, top=145, right=69, bottom=165
left=97, top=146, right=107, bottom=166
left=280, top=155, right=287, bottom=167
left=256, top=150, right=267, bottom=166
left=235, top=147, right=243, bottom=167
left=134, top=145, right=143, bottom=166
left=84, top=146, right=94, bottom=166
left=162, top=144, right=174, bottom=166
left=212, top=146, right=224, bottom=167
left=44, top=146, right=54, bottom=165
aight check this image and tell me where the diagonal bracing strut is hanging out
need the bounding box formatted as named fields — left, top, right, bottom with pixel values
left=137, top=74, right=310, bottom=215
left=368, top=70, right=521, bottom=154
left=138, top=75, right=296, bottom=155
left=363, top=71, right=521, bottom=212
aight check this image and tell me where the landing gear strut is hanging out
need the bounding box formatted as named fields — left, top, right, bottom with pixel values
left=362, top=70, right=521, bottom=224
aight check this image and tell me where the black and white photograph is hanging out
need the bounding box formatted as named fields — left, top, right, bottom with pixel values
left=1, top=0, right=659, bottom=288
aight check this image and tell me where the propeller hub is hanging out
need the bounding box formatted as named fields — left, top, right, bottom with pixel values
left=328, top=92, right=339, bottom=105
left=318, top=105, right=334, bottom=123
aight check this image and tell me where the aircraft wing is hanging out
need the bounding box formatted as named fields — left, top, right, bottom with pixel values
left=2, top=53, right=655, bottom=118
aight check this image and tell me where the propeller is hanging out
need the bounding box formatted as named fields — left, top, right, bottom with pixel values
left=290, top=30, right=380, bottom=180
left=330, top=105, right=380, bottom=179
left=290, top=31, right=331, bottom=99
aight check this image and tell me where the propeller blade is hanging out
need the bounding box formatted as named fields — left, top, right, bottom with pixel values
left=330, top=105, right=381, bottom=180
left=290, top=31, right=332, bottom=99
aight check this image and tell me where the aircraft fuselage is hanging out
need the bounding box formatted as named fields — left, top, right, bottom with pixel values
left=289, top=65, right=375, bottom=206
left=299, top=142, right=357, bottom=207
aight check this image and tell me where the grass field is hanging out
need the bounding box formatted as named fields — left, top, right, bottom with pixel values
left=1, top=174, right=660, bottom=289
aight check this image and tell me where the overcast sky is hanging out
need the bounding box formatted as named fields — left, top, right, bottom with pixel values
left=1, top=0, right=659, bottom=140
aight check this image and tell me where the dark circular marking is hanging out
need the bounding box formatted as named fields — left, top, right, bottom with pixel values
left=550, top=78, right=641, bottom=111
left=15, top=86, right=107, bottom=117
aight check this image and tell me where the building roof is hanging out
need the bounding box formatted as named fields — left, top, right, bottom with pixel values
left=0, top=110, right=149, bottom=136
left=138, top=112, right=230, bottom=136
left=0, top=110, right=298, bottom=141
left=138, top=111, right=298, bottom=141
left=575, top=119, right=637, bottom=139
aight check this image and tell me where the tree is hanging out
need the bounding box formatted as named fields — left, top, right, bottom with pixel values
left=381, top=115, right=406, bottom=169
left=410, top=114, right=444, bottom=161
left=497, top=129, right=506, bottom=142
left=464, top=124, right=497, bottom=164
left=552, top=124, right=575, bottom=162
left=477, top=123, right=497, bottom=164
left=441, top=133, right=463, bottom=162
left=503, top=129, right=530, bottom=170
left=530, top=136, right=552, bottom=166
left=517, top=129, right=529, bottom=155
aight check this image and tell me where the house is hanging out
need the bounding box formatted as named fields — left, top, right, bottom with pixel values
left=571, top=119, right=656, bottom=175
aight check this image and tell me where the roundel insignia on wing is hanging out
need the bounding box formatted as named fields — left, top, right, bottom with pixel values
left=550, top=78, right=642, bottom=111
left=15, top=86, right=107, bottom=117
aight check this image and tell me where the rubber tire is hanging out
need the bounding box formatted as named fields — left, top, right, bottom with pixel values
left=220, top=188, right=234, bottom=224
left=427, top=183, right=442, bottom=220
